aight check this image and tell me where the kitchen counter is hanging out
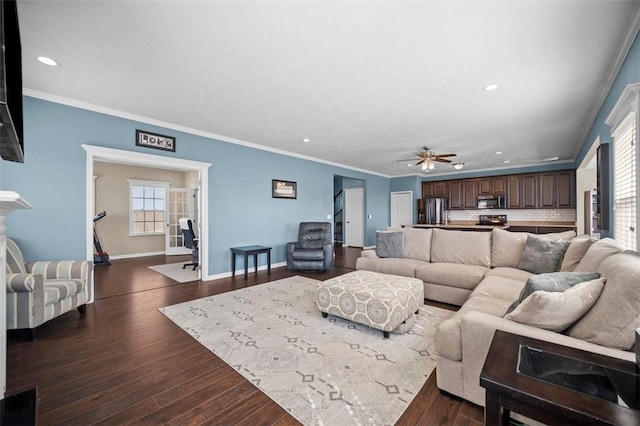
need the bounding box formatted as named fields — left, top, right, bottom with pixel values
left=402, top=221, right=577, bottom=233
left=403, top=223, right=508, bottom=231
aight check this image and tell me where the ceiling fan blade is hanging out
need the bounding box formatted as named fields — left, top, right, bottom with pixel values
left=416, top=158, right=426, bottom=165
left=435, top=153, right=457, bottom=158
left=434, top=158, right=453, bottom=163
left=396, top=158, right=418, bottom=162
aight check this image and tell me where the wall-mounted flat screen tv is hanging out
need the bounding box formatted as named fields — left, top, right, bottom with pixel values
left=0, top=0, right=25, bottom=163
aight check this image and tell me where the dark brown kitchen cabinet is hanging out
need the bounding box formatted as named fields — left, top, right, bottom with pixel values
left=422, top=182, right=435, bottom=198
left=492, top=176, right=506, bottom=195
left=521, top=174, right=537, bottom=208
left=479, top=178, right=492, bottom=195
left=538, top=171, right=575, bottom=208
left=538, top=173, right=556, bottom=208
left=449, top=180, right=464, bottom=210
left=555, top=171, right=575, bottom=208
left=464, top=179, right=479, bottom=209
left=422, top=181, right=449, bottom=198
left=506, top=176, right=522, bottom=208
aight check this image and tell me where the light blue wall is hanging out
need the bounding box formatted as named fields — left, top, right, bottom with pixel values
left=575, top=31, right=640, bottom=237
left=1, top=97, right=390, bottom=271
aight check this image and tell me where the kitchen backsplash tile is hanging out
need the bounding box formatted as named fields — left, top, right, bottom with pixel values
left=448, top=209, right=576, bottom=222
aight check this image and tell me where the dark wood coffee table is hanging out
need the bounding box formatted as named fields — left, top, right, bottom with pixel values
left=230, top=245, right=272, bottom=280
left=480, top=330, right=639, bottom=426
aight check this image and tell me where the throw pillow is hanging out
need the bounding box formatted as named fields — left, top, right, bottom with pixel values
left=516, top=235, right=570, bottom=274
left=560, top=235, right=595, bottom=272
left=573, top=238, right=622, bottom=273
left=505, top=278, right=606, bottom=332
left=375, top=231, right=404, bottom=258
left=505, top=271, right=601, bottom=314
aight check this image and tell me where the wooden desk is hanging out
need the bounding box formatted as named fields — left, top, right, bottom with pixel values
left=480, top=331, right=639, bottom=426
left=230, top=245, right=272, bottom=280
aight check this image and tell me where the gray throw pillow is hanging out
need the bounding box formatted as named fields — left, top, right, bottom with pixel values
left=375, top=231, right=404, bottom=258
left=517, top=235, right=570, bottom=274
left=505, top=271, right=601, bottom=314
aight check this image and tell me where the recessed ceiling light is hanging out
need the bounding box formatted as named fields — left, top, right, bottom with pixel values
left=542, top=156, right=560, bottom=162
left=452, top=163, right=465, bottom=170
left=301, top=138, right=310, bottom=143
left=495, top=151, right=502, bottom=155
left=407, top=163, right=413, bottom=167
left=483, top=84, right=499, bottom=91
left=503, top=160, right=510, bottom=163
left=37, top=56, right=60, bottom=66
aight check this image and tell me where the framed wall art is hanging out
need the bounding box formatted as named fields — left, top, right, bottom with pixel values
left=272, top=179, right=297, bottom=199
left=136, top=129, right=176, bottom=152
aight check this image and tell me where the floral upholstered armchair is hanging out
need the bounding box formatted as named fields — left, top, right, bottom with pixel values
left=5, top=238, right=93, bottom=340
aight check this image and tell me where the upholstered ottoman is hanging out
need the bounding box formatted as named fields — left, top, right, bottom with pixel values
left=316, top=270, right=424, bottom=338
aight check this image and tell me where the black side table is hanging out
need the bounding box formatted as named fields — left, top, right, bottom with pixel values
left=480, top=330, right=639, bottom=426
left=230, top=245, right=272, bottom=280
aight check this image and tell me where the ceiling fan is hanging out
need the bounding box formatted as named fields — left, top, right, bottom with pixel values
left=397, top=147, right=457, bottom=170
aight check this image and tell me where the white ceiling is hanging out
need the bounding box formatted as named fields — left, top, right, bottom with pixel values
left=16, top=1, right=640, bottom=177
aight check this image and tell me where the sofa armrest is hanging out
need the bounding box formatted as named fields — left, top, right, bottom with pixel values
left=360, top=249, right=380, bottom=259
left=458, top=310, right=635, bottom=406
left=6, top=273, right=43, bottom=293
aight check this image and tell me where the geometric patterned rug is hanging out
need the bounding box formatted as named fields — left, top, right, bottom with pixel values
left=159, top=275, right=454, bottom=425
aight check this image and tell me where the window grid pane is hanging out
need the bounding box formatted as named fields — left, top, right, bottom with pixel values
left=131, top=185, right=166, bottom=235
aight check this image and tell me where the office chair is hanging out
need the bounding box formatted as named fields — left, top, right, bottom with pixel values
left=179, top=218, right=199, bottom=270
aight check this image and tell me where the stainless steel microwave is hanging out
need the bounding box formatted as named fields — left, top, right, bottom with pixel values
left=477, top=195, right=506, bottom=209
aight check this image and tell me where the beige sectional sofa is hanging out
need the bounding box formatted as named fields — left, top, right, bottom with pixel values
left=355, top=227, right=639, bottom=407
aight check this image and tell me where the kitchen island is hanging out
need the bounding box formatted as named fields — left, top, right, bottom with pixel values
left=403, top=221, right=576, bottom=233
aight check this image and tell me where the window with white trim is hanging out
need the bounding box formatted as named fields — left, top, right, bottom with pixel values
left=612, top=112, right=637, bottom=250
left=605, top=82, right=640, bottom=251
left=128, top=180, right=170, bottom=236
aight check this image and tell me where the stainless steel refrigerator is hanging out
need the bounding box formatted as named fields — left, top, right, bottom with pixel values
left=423, top=197, right=447, bottom=224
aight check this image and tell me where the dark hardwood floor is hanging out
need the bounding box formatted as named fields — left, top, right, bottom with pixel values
left=7, top=245, right=484, bottom=425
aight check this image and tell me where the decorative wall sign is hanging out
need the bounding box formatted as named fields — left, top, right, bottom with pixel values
left=136, top=130, right=176, bottom=152
left=272, top=179, right=297, bottom=199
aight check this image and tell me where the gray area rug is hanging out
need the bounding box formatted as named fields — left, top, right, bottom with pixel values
left=148, top=262, right=199, bottom=283
left=160, top=275, right=453, bottom=425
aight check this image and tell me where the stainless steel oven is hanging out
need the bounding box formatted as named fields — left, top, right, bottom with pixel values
left=477, top=195, right=506, bottom=209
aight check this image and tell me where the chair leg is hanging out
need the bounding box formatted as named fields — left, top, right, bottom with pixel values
left=77, top=304, right=87, bottom=315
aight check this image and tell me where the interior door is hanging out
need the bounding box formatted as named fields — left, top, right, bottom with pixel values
left=165, top=188, right=192, bottom=255
left=391, top=191, right=413, bottom=227
left=345, top=187, right=364, bottom=247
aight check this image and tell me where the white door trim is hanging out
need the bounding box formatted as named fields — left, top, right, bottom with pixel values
left=83, top=144, right=211, bottom=299
left=390, top=190, right=413, bottom=228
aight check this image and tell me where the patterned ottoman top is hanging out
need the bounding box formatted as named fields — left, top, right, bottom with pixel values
left=319, top=270, right=422, bottom=293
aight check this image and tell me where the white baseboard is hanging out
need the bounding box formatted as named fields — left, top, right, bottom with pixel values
left=108, top=251, right=165, bottom=260
left=203, top=261, right=287, bottom=281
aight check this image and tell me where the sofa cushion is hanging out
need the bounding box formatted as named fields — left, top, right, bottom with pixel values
left=430, top=229, right=492, bottom=267
left=435, top=276, right=521, bottom=361
left=484, top=267, right=533, bottom=282
left=573, top=238, right=623, bottom=273
left=368, top=257, right=427, bottom=278
left=416, top=263, right=488, bottom=290
left=560, top=235, right=595, bottom=272
left=504, top=278, right=605, bottom=332
left=506, top=271, right=601, bottom=314
left=375, top=231, right=404, bottom=258
left=44, top=279, right=85, bottom=305
left=402, top=228, right=432, bottom=262
left=568, top=252, right=640, bottom=350
left=490, top=229, right=529, bottom=268
left=517, top=235, right=570, bottom=274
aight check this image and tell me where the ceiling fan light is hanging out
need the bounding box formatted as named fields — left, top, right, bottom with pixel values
left=428, top=161, right=435, bottom=170
left=421, top=163, right=429, bottom=171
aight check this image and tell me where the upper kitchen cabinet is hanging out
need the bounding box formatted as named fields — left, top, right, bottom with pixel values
left=538, top=171, right=576, bottom=208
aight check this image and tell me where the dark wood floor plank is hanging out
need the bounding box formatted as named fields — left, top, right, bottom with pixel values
left=5, top=245, right=472, bottom=425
